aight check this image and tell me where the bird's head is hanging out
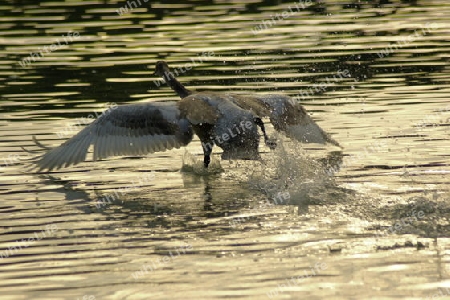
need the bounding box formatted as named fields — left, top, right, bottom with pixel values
left=153, top=61, right=171, bottom=77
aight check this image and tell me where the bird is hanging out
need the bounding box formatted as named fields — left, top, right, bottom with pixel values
left=33, top=61, right=340, bottom=172
left=153, top=61, right=340, bottom=165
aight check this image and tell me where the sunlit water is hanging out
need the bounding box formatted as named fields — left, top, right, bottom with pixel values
left=0, top=0, right=449, bottom=299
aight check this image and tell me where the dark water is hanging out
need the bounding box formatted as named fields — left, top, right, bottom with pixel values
left=0, top=0, right=449, bottom=299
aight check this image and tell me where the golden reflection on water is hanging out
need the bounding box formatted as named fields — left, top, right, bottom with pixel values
left=0, top=0, right=449, bottom=299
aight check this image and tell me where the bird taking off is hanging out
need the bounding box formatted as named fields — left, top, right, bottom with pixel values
left=33, top=61, right=340, bottom=172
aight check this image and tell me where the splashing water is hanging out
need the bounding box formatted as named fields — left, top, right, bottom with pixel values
left=247, top=139, right=347, bottom=207
left=180, top=150, right=224, bottom=175
left=179, top=141, right=350, bottom=208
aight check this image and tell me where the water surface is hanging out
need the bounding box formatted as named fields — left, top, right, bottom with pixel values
left=0, top=0, right=449, bottom=299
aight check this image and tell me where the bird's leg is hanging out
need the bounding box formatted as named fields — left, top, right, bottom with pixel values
left=195, top=124, right=215, bottom=168
left=202, top=142, right=213, bottom=168
left=253, top=118, right=268, bottom=141
left=254, top=117, right=277, bottom=150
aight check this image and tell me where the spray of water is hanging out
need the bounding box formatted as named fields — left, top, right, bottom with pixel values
left=180, top=150, right=224, bottom=175
left=247, top=139, right=345, bottom=207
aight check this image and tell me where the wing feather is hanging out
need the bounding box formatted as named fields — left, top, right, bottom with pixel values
left=229, top=94, right=340, bottom=147
left=93, top=135, right=100, bottom=161
left=105, top=135, right=114, bottom=158
left=113, top=133, right=120, bottom=156
left=121, top=133, right=131, bottom=156
left=34, top=102, right=193, bottom=171
left=136, top=136, right=146, bottom=156
left=153, top=135, right=163, bottom=152
left=73, top=134, right=90, bottom=165
left=62, top=137, right=80, bottom=168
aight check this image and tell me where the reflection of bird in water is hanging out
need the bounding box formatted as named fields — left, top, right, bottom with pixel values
left=33, top=61, right=340, bottom=172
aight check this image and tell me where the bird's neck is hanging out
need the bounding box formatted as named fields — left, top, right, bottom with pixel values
left=162, top=72, right=192, bottom=98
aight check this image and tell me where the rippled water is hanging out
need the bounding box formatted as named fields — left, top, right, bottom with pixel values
left=1, top=0, right=450, bottom=299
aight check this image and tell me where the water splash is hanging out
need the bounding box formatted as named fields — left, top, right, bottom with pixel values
left=180, top=150, right=224, bottom=175
left=247, top=139, right=346, bottom=207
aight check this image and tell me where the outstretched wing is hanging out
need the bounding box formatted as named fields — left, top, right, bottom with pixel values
left=34, top=102, right=193, bottom=171
left=228, top=94, right=340, bottom=147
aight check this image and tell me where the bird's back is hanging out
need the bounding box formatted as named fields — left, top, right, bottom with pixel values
left=179, top=93, right=260, bottom=160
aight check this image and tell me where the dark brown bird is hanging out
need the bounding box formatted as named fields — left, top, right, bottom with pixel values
left=34, top=61, right=340, bottom=171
